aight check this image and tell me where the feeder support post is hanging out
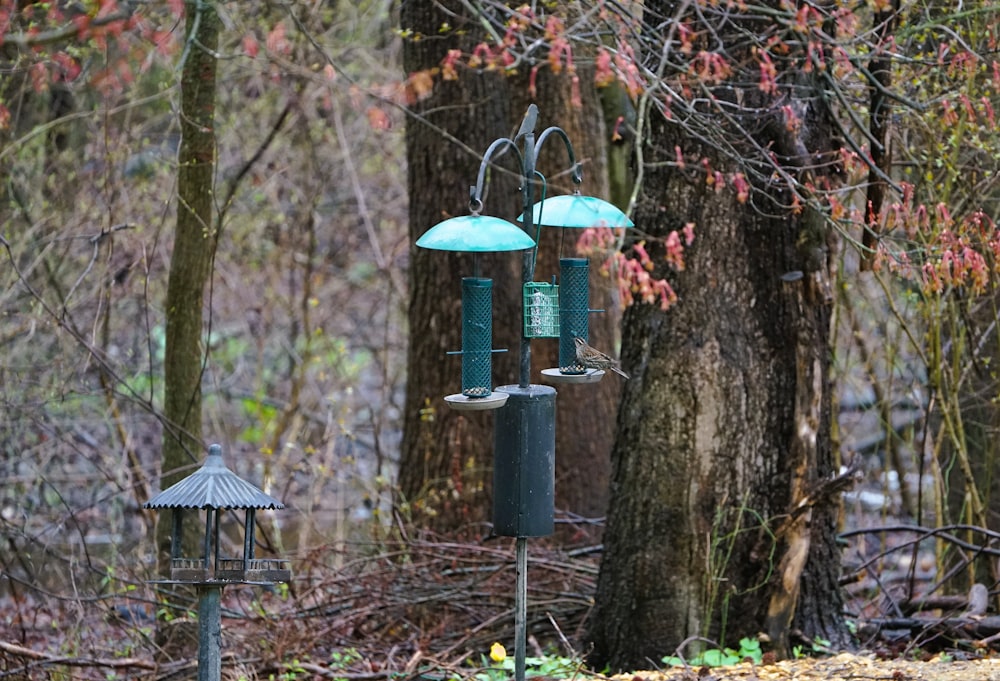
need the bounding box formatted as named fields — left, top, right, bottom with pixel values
left=197, top=586, right=222, bottom=681
left=517, top=115, right=537, bottom=389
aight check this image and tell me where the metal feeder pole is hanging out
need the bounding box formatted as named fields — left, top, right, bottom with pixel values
left=198, top=509, right=222, bottom=681
left=518, top=108, right=538, bottom=392
left=517, top=108, right=535, bottom=681
left=197, top=586, right=222, bottom=681
left=515, top=537, right=528, bottom=681
left=516, top=108, right=537, bottom=681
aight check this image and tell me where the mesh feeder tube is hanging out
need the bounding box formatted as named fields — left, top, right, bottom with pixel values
left=461, top=277, right=494, bottom=397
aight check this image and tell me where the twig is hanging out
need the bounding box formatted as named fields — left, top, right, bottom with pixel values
left=0, top=640, right=155, bottom=672
left=216, top=102, right=293, bottom=235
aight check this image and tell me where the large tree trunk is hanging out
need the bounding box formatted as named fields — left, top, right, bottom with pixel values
left=397, top=0, right=520, bottom=532
left=586, top=4, right=848, bottom=669
left=398, top=0, right=520, bottom=533
left=157, top=0, right=220, bottom=567
left=398, top=2, right=619, bottom=532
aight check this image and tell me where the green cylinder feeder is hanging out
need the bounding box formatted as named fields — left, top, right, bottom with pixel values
left=461, top=277, right=494, bottom=397
left=558, top=258, right=590, bottom=374
left=522, top=191, right=633, bottom=385
left=416, top=197, right=536, bottom=411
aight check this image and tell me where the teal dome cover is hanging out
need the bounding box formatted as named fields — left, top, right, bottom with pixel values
left=520, top=194, right=633, bottom=228
left=416, top=215, right=535, bottom=252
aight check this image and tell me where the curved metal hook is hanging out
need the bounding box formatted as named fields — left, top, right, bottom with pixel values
left=535, top=126, right=583, bottom=186
left=469, top=138, right=525, bottom=212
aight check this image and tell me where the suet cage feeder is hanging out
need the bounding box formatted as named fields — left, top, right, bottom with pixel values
left=523, top=282, right=560, bottom=338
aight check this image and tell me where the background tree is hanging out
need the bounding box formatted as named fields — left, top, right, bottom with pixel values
left=855, top=3, right=1000, bottom=584
left=157, top=0, right=222, bottom=569
left=398, top=1, right=621, bottom=531
left=0, top=0, right=408, bottom=634
left=582, top=0, right=1000, bottom=667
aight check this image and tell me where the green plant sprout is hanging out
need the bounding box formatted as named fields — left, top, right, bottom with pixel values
left=793, top=636, right=833, bottom=659
left=662, top=637, right=763, bottom=667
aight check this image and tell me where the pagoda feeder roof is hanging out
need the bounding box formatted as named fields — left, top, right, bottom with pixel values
left=144, top=444, right=284, bottom=511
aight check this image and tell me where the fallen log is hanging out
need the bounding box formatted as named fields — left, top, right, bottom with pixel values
left=858, top=615, right=1000, bottom=643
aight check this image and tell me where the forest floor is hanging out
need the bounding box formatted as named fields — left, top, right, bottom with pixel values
left=624, top=654, right=1000, bottom=681
left=4, top=531, right=1000, bottom=681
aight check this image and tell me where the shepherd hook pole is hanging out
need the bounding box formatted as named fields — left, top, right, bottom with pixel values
left=515, top=537, right=528, bottom=681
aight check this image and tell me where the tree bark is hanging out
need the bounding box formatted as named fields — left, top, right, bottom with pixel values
left=157, top=0, right=220, bottom=568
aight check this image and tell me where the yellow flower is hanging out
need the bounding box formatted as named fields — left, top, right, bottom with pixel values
left=489, top=642, right=507, bottom=663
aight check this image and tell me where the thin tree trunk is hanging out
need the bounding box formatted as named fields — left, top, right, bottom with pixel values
left=860, top=0, right=899, bottom=269
left=158, top=0, right=220, bottom=568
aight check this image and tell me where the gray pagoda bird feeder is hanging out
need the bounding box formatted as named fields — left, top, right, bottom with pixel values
left=144, top=444, right=290, bottom=681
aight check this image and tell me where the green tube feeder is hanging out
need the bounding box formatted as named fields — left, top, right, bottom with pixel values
left=558, top=258, right=590, bottom=374
left=462, top=277, right=494, bottom=397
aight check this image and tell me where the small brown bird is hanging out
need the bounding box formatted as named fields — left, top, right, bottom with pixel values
left=574, top=337, right=629, bottom=379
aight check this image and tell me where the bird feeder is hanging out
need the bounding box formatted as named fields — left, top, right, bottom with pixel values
left=144, top=444, right=289, bottom=681
left=419, top=106, right=635, bottom=681
left=519, top=192, right=634, bottom=382
left=417, top=205, right=535, bottom=411
left=144, top=444, right=290, bottom=585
